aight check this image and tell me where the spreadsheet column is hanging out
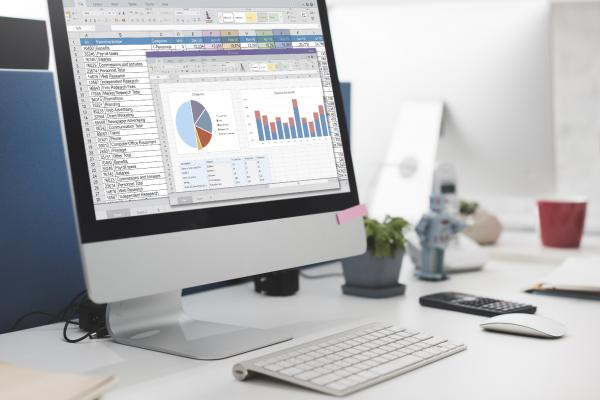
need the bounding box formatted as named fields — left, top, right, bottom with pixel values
left=73, top=38, right=106, bottom=204
left=81, top=38, right=168, bottom=203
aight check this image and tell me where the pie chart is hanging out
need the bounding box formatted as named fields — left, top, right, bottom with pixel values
left=176, top=99, right=213, bottom=150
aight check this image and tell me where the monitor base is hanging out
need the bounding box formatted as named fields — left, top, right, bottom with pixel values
left=106, top=291, right=292, bottom=360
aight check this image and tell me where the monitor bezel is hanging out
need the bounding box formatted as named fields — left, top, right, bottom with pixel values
left=48, top=0, right=359, bottom=244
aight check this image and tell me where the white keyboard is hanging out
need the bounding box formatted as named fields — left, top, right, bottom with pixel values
left=233, top=323, right=466, bottom=396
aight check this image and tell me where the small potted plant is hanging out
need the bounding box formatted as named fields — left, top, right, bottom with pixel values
left=341, top=216, right=410, bottom=298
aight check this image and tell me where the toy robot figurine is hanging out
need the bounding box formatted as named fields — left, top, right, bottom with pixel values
left=415, top=194, right=465, bottom=281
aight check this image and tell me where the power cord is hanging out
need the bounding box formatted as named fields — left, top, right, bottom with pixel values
left=63, top=316, right=92, bottom=343
left=7, top=290, right=109, bottom=343
left=62, top=290, right=97, bottom=343
left=7, top=290, right=86, bottom=333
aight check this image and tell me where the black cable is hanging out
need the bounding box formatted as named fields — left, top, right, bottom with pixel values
left=8, top=289, right=90, bottom=332
left=61, top=290, right=101, bottom=343
left=61, top=290, right=110, bottom=343
left=57, top=290, right=88, bottom=321
left=62, top=319, right=92, bottom=343
left=7, top=289, right=107, bottom=343
left=8, top=311, right=58, bottom=332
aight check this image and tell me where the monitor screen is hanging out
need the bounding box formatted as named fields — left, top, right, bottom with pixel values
left=60, top=0, right=350, bottom=221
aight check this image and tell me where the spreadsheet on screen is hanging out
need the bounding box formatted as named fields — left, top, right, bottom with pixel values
left=63, top=0, right=349, bottom=220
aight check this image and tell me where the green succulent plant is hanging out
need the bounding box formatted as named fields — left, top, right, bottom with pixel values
left=364, top=216, right=410, bottom=259
left=459, top=200, right=479, bottom=216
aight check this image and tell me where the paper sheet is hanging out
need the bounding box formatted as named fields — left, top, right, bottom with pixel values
left=0, top=362, right=116, bottom=400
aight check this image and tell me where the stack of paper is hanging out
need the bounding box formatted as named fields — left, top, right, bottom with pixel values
left=527, top=257, right=600, bottom=298
left=0, top=362, right=116, bottom=400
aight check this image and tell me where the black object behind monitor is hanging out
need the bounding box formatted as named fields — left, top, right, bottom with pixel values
left=0, top=17, right=49, bottom=69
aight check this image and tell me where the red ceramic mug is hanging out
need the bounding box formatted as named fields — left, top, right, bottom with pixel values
left=537, top=198, right=587, bottom=248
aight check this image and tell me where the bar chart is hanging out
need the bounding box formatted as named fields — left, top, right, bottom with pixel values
left=254, top=99, right=329, bottom=142
left=242, top=85, right=330, bottom=146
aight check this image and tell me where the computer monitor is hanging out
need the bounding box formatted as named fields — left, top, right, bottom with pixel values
left=47, top=0, right=364, bottom=359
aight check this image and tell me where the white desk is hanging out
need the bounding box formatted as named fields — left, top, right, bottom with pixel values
left=1, top=231, right=599, bottom=399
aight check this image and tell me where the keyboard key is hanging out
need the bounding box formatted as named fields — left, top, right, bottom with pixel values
left=311, top=373, right=342, bottom=386
left=278, top=360, right=295, bottom=368
left=373, top=356, right=390, bottom=364
left=295, top=370, right=321, bottom=381
left=362, top=360, right=378, bottom=368
left=424, top=337, right=447, bottom=346
left=286, top=357, right=305, bottom=365
left=298, top=354, right=314, bottom=362
left=294, top=363, right=313, bottom=371
left=414, top=333, right=433, bottom=340
left=340, top=366, right=361, bottom=375
left=443, top=342, right=461, bottom=350
left=280, top=367, right=303, bottom=376
left=389, top=327, right=405, bottom=333
left=413, top=350, right=434, bottom=359
left=321, top=363, right=340, bottom=372
left=333, top=360, right=352, bottom=368
left=265, top=363, right=285, bottom=372
left=346, top=374, right=368, bottom=384
left=357, top=370, right=378, bottom=380
left=336, top=369, right=353, bottom=378
left=313, top=367, right=331, bottom=374
left=338, top=350, right=353, bottom=358
left=326, top=381, right=350, bottom=391
left=434, top=345, right=449, bottom=353
left=305, top=360, right=324, bottom=368
left=353, top=362, right=373, bottom=371
left=337, top=377, right=360, bottom=388
left=369, top=355, right=422, bottom=375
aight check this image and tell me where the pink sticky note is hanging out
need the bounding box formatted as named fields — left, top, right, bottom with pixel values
left=336, top=204, right=368, bottom=224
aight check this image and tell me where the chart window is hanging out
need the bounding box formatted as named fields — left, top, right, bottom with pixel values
left=63, top=0, right=349, bottom=220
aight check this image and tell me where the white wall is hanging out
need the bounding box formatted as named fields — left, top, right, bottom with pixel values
left=0, top=1, right=48, bottom=20
left=327, top=0, right=555, bottom=208
left=553, top=1, right=600, bottom=230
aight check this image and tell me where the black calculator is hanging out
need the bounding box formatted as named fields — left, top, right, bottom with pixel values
left=419, top=292, right=537, bottom=317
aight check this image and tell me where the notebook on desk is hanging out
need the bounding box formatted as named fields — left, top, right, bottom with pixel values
left=526, top=257, right=600, bottom=299
left=0, top=362, right=116, bottom=400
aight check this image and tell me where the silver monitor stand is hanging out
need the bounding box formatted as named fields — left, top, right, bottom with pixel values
left=106, top=291, right=292, bottom=360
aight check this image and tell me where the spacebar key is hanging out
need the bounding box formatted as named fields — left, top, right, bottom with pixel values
left=369, top=355, right=422, bottom=375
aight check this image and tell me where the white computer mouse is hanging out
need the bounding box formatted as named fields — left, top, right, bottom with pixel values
left=480, top=313, right=567, bottom=338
